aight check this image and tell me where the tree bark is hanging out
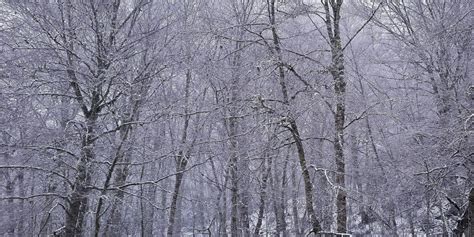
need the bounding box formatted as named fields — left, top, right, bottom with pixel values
left=291, top=163, right=302, bottom=236
left=167, top=69, right=192, bottom=237
left=254, top=150, right=272, bottom=235
left=229, top=115, right=240, bottom=237
left=323, top=0, right=347, bottom=233
left=229, top=28, right=244, bottom=237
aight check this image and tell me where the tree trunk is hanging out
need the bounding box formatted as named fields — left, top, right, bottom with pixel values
left=65, top=133, right=94, bottom=237
left=272, top=152, right=286, bottom=236
left=167, top=69, right=192, bottom=237
left=221, top=175, right=228, bottom=236
left=323, top=0, right=347, bottom=232
left=254, top=151, right=272, bottom=235
left=229, top=123, right=240, bottom=237
left=278, top=152, right=289, bottom=236
left=291, top=164, right=302, bottom=236
left=159, top=178, right=169, bottom=235
left=229, top=33, right=243, bottom=237
left=239, top=148, right=251, bottom=236
left=65, top=116, right=96, bottom=237
left=210, top=156, right=227, bottom=236
left=63, top=1, right=100, bottom=234
left=266, top=0, right=321, bottom=234
left=453, top=188, right=474, bottom=236
left=291, top=121, right=321, bottom=234
left=167, top=153, right=188, bottom=237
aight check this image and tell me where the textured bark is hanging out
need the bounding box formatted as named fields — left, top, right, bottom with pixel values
left=229, top=116, right=240, bottom=237
left=323, top=0, right=347, bottom=233
left=291, top=164, right=302, bottom=236
left=64, top=116, right=96, bottom=237
left=229, top=28, right=244, bottom=237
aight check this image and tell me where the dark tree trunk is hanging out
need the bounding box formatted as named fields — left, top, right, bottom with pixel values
left=167, top=154, right=187, bottom=237
left=266, top=0, right=321, bottom=234
left=323, top=0, right=347, bottom=232
left=254, top=151, right=272, bottom=235
left=291, top=164, right=302, bottom=236
left=167, top=70, right=192, bottom=237
left=64, top=133, right=94, bottom=236
left=454, top=188, right=474, bottom=236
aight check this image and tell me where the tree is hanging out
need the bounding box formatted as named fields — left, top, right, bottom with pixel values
left=0, top=0, right=471, bottom=236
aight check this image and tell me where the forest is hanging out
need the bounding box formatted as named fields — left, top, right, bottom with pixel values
left=0, top=0, right=472, bottom=236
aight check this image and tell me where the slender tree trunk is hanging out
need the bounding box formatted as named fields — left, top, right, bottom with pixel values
left=266, top=1, right=321, bottom=233
left=144, top=170, right=157, bottom=236
left=210, top=155, right=227, bottom=236
left=272, top=153, right=285, bottom=236
left=454, top=188, right=474, bottom=236
left=278, top=152, right=289, bottom=236
left=167, top=153, right=188, bottom=237
left=167, top=69, right=192, bottom=237
left=229, top=122, right=240, bottom=237
left=239, top=148, right=251, bottom=236
left=139, top=162, right=156, bottom=237
left=156, top=129, right=169, bottom=235
left=424, top=163, right=432, bottom=236
left=291, top=121, right=321, bottom=234
left=254, top=152, right=272, bottom=235
left=159, top=178, right=169, bottom=235
left=196, top=181, right=206, bottom=231
left=140, top=166, right=147, bottom=237
left=221, top=175, right=228, bottom=236
left=323, top=0, right=347, bottom=232
left=291, top=164, right=302, bottom=236
left=97, top=121, right=134, bottom=237
left=229, top=36, right=243, bottom=237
